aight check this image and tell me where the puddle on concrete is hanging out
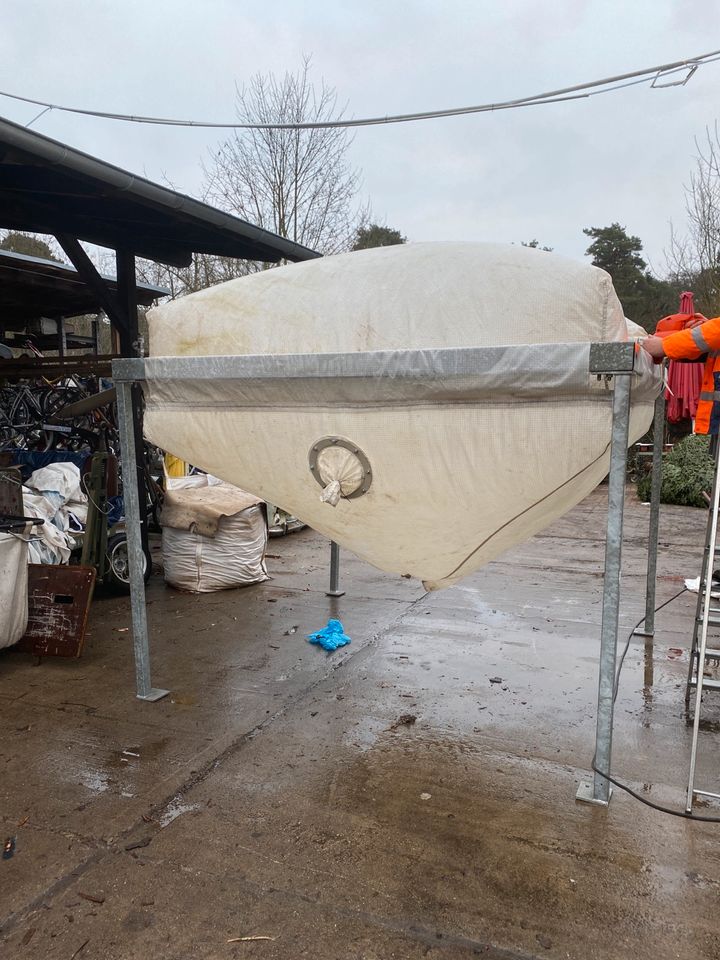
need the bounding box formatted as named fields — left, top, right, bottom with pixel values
left=159, top=794, right=201, bottom=827
left=341, top=714, right=389, bottom=752
left=52, top=735, right=175, bottom=800
left=78, top=768, right=111, bottom=793
left=170, top=692, right=198, bottom=707
left=128, top=737, right=171, bottom=761
left=698, top=716, right=720, bottom=733
left=290, top=729, right=662, bottom=938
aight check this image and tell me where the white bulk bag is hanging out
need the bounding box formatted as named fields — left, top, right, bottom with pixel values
left=144, top=242, right=661, bottom=590
left=0, top=530, right=29, bottom=648
left=162, top=495, right=268, bottom=594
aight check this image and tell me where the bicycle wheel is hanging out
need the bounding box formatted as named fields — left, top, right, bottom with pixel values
left=41, top=386, right=86, bottom=419
left=1, top=393, right=32, bottom=447
left=0, top=389, right=15, bottom=446
left=8, top=392, right=32, bottom=428
left=44, top=425, right=99, bottom=454
left=21, top=385, right=47, bottom=424
left=0, top=409, right=20, bottom=448
left=106, top=532, right=152, bottom=592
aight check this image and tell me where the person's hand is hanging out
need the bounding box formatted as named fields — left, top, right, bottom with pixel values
left=641, top=336, right=666, bottom=360
left=684, top=312, right=708, bottom=329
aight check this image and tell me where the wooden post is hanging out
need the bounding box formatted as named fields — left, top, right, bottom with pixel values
left=54, top=235, right=150, bottom=562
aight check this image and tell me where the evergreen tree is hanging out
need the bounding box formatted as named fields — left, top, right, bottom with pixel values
left=352, top=223, right=406, bottom=250
left=583, top=223, right=679, bottom=331
left=0, top=231, right=61, bottom=262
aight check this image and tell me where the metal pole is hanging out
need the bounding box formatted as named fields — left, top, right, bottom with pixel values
left=577, top=373, right=632, bottom=806
left=116, top=251, right=150, bottom=562
left=326, top=540, right=345, bottom=597
left=634, top=389, right=666, bottom=637
left=115, top=378, right=168, bottom=702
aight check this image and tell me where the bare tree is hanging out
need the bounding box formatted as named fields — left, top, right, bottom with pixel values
left=136, top=252, right=243, bottom=300
left=137, top=60, right=367, bottom=299
left=667, top=125, right=720, bottom=315
left=203, top=57, right=367, bottom=257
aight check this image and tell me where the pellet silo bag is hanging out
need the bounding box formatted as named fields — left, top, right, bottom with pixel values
left=143, top=242, right=660, bottom=590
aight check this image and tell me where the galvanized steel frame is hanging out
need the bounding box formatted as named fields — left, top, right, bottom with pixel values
left=115, top=379, right=168, bottom=702
left=634, top=390, right=666, bottom=638
left=114, top=342, right=657, bottom=807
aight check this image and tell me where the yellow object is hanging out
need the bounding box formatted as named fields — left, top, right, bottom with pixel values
left=164, top=454, right=186, bottom=478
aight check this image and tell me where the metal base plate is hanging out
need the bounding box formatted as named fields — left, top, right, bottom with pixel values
left=632, top=628, right=654, bottom=638
left=576, top=779, right=613, bottom=806
left=326, top=589, right=346, bottom=598
left=137, top=688, right=170, bottom=702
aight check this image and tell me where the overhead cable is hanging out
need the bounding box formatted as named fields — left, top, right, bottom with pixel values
left=0, top=49, right=718, bottom=131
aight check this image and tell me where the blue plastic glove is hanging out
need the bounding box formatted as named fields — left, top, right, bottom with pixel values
left=307, top=618, right=351, bottom=652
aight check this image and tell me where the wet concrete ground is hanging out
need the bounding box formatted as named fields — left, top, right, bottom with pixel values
left=1, top=487, right=719, bottom=959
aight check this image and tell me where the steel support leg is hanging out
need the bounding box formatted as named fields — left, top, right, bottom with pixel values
left=326, top=540, right=345, bottom=597
left=116, top=380, right=168, bottom=702
left=634, top=390, right=665, bottom=637
left=577, top=374, right=632, bottom=806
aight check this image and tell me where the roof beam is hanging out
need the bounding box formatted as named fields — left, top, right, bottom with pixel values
left=115, top=249, right=140, bottom=357
left=0, top=178, right=288, bottom=265
left=55, top=234, right=128, bottom=336
left=0, top=249, right=167, bottom=324
left=3, top=198, right=193, bottom=267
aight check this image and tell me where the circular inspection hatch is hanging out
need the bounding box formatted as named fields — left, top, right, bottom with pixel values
left=308, top=436, right=372, bottom=500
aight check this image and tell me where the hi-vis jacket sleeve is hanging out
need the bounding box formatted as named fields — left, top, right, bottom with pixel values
left=663, top=317, right=720, bottom=360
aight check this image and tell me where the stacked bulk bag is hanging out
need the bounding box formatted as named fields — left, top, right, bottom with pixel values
left=0, top=527, right=29, bottom=648
left=160, top=474, right=268, bottom=593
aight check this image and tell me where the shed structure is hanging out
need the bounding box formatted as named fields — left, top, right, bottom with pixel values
left=0, top=113, right=319, bottom=547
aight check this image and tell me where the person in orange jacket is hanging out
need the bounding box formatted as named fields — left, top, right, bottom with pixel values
left=642, top=313, right=720, bottom=433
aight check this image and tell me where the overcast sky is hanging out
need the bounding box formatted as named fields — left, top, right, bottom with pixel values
left=1, top=0, right=718, bottom=271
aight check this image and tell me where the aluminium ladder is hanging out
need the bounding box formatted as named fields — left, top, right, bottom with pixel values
left=686, top=436, right=720, bottom=812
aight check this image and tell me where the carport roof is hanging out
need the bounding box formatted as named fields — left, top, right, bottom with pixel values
left=0, top=248, right=168, bottom=325
left=0, top=114, right=320, bottom=267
